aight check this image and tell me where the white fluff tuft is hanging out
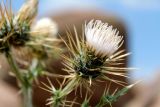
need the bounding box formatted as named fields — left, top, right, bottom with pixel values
left=32, top=18, right=58, bottom=37
left=85, top=20, right=123, bottom=57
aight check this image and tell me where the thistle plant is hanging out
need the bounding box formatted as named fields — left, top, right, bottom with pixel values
left=0, top=0, right=60, bottom=107
left=0, top=0, right=136, bottom=107
left=62, top=20, right=131, bottom=88
left=42, top=20, right=136, bottom=107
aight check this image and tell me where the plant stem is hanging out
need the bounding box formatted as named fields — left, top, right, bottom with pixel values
left=51, top=78, right=79, bottom=107
left=5, top=51, right=24, bottom=83
left=23, top=87, right=33, bottom=107
left=52, top=101, right=59, bottom=107
left=5, top=51, right=33, bottom=107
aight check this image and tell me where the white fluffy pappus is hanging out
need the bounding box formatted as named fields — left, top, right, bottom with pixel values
left=32, top=17, right=58, bottom=37
left=85, top=20, right=123, bottom=57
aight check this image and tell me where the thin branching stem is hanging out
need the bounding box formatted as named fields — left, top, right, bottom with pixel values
left=5, top=51, right=24, bottom=83
left=5, top=51, right=33, bottom=107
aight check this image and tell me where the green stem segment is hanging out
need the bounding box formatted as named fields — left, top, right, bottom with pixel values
left=5, top=51, right=24, bottom=83
left=23, top=87, right=33, bottom=107
left=52, top=101, right=59, bottom=107
left=95, top=98, right=106, bottom=107
left=51, top=78, right=79, bottom=107
left=5, top=51, right=33, bottom=107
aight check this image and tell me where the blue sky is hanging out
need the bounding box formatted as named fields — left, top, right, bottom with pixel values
left=3, top=0, right=160, bottom=81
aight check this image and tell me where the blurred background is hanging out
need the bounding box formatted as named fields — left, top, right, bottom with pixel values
left=0, top=0, right=160, bottom=107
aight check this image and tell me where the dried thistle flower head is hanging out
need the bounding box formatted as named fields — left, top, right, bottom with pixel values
left=26, top=17, right=60, bottom=60
left=0, top=0, right=60, bottom=59
left=32, top=17, right=58, bottom=37
left=3, top=10, right=60, bottom=64
left=0, top=2, right=31, bottom=53
left=62, top=20, right=131, bottom=87
left=14, top=0, right=38, bottom=22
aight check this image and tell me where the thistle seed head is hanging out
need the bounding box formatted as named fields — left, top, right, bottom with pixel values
left=62, top=20, right=130, bottom=86
left=0, top=3, right=31, bottom=53
left=32, top=17, right=58, bottom=37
